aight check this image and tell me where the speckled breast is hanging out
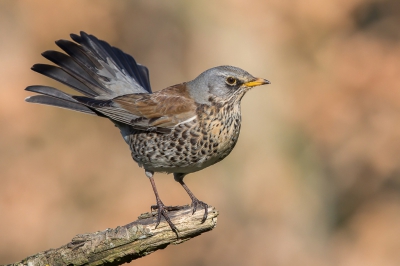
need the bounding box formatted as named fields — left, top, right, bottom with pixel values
left=124, top=104, right=242, bottom=174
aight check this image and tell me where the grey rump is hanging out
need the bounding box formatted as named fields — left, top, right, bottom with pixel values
left=25, top=32, right=270, bottom=233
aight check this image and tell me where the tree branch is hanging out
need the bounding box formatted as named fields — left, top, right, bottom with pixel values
left=10, top=205, right=218, bottom=266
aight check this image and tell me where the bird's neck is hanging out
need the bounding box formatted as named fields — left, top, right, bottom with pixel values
left=196, top=101, right=242, bottom=133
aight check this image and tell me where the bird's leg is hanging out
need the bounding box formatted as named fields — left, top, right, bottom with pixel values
left=146, top=170, right=178, bottom=233
left=174, top=173, right=208, bottom=223
left=179, top=181, right=209, bottom=223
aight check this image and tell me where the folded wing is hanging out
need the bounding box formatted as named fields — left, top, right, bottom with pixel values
left=73, top=84, right=197, bottom=133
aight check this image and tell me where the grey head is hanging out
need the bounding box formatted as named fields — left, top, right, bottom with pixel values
left=186, top=65, right=270, bottom=105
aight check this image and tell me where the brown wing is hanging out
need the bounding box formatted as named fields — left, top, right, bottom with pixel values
left=112, top=83, right=197, bottom=130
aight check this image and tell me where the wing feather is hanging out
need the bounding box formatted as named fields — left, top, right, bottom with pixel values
left=73, top=84, right=197, bottom=133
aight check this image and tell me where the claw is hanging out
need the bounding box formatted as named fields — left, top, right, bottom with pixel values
left=190, top=198, right=208, bottom=223
left=151, top=201, right=179, bottom=234
left=192, top=202, right=197, bottom=214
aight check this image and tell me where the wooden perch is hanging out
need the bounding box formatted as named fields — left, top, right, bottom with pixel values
left=10, top=205, right=218, bottom=266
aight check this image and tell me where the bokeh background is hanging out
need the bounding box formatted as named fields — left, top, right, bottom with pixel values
left=1, top=0, right=400, bottom=265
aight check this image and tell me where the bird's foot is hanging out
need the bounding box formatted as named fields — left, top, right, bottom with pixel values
left=190, top=198, right=208, bottom=223
left=151, top=201, right=182, bottom=234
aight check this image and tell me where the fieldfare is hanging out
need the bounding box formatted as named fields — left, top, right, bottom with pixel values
left=25, top=32, right=270, bottom=233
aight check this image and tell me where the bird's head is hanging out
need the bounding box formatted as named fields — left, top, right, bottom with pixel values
left=186, top=66, right=270, bottom=105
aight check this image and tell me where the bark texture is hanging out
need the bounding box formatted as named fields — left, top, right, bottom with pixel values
left=10, top=205, right=218, bottom=266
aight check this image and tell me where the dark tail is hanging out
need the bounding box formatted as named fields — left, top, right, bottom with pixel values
left=25, top=31, right=152, bottom=115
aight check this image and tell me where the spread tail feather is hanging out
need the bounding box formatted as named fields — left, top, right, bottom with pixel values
left=25, top=86, right=101, bottom=116
left=26, top=31, right=152, bottom=114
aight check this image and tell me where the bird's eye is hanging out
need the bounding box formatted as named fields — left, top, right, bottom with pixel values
left=226, top=77, right=237, bottom=85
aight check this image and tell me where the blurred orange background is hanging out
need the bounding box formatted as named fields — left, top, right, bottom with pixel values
left=1, top=0, right=400, bottom=265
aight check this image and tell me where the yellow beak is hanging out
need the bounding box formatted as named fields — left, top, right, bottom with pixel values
left=243, top=78, right=271, bottom=87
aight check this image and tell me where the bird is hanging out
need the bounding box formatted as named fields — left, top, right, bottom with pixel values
left=25, top=31, right=270, bottom=233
